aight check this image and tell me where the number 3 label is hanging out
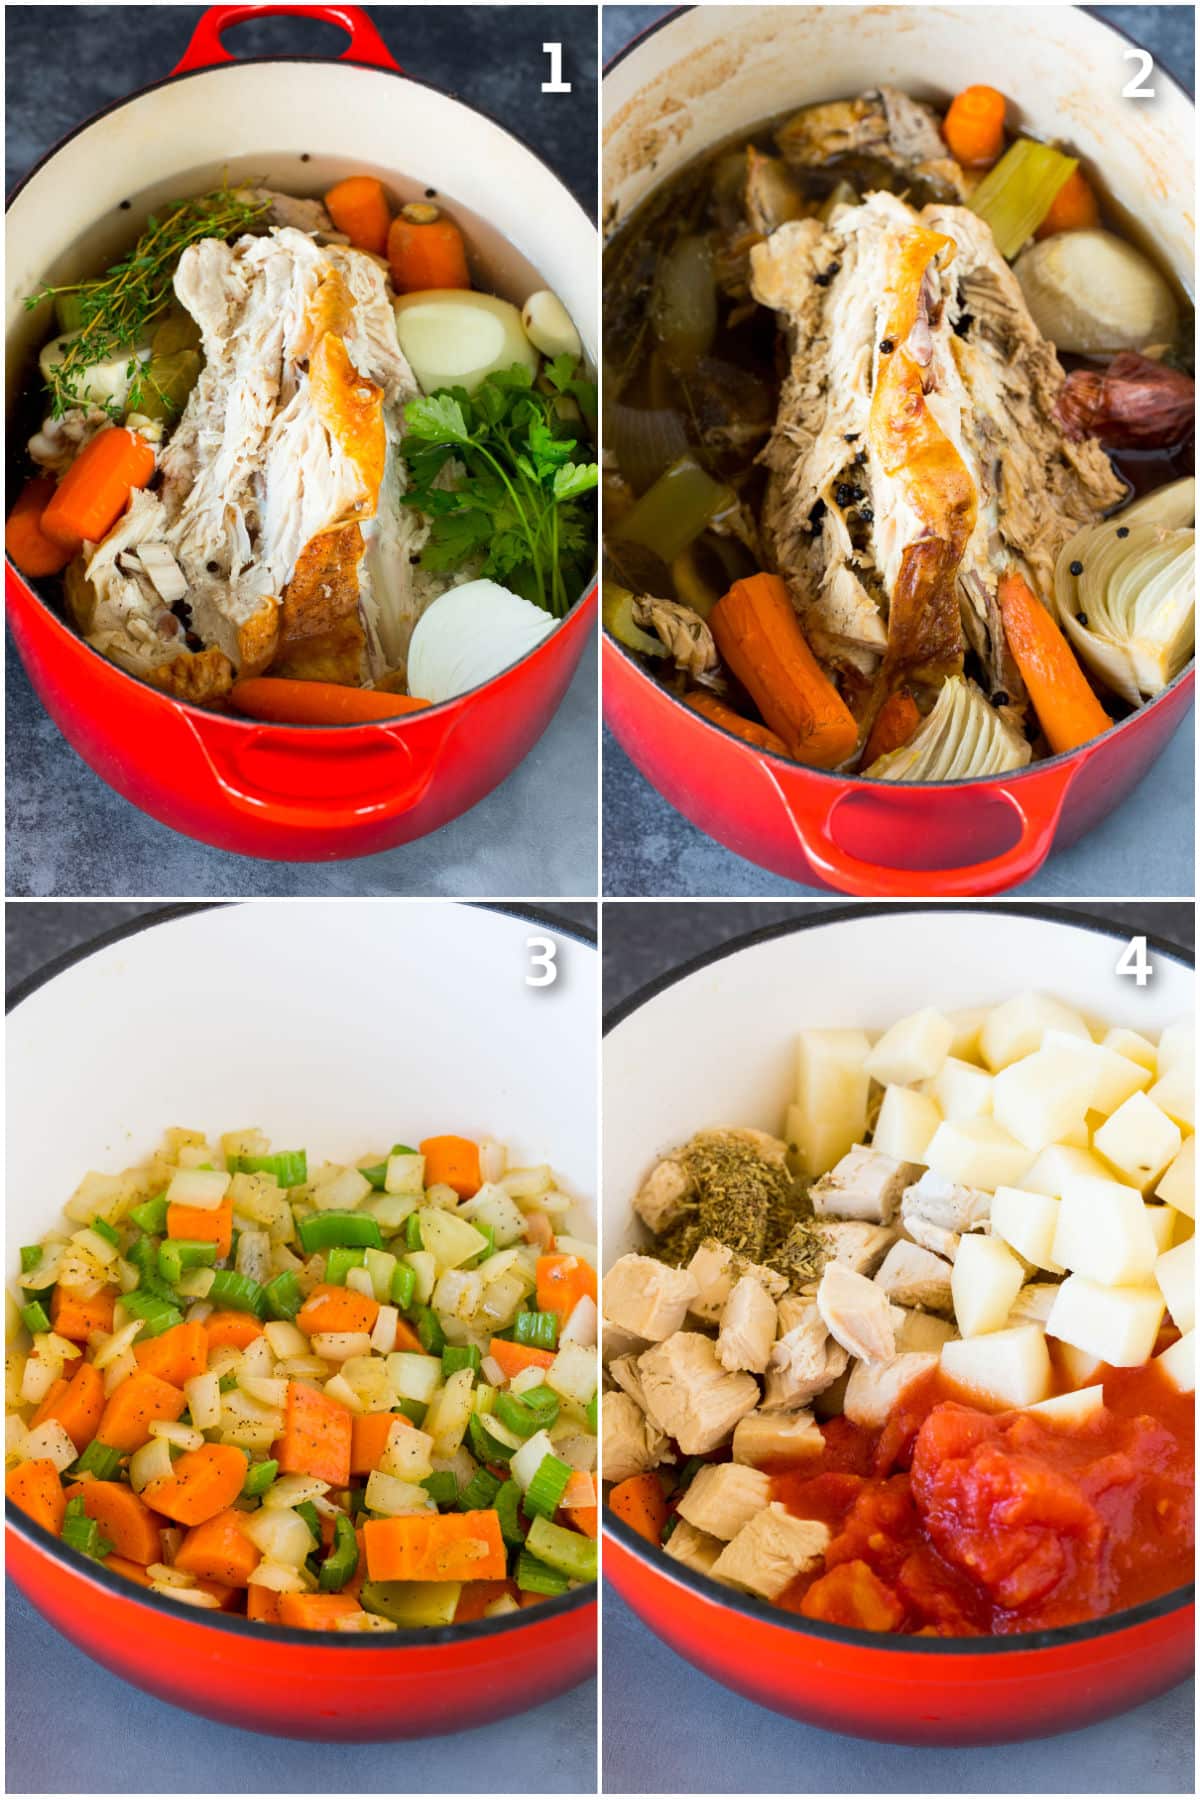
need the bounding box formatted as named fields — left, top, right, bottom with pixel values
left=1122, top=48, right=1156, bottom=99
left=527, top=935, right=558, bottom=987
left=1116, top=935, right=1153, bottom=986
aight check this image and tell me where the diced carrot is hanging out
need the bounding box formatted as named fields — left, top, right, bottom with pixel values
left=393, top=1316, right=424, bottom=1353
left=350, top=1410, right=408, bottom=1477
left=50, top=1284, right=117, bottom=1343
left=1035, top=166, right=1099, bottom=237
left=571, top=1506, right=599, bottom=1539
left=34, top=1359, right=105, bottom=1451
left=104, top=1552, right=155, bottom=1588
left=324, top=176, right=392, bottom=255
left=536, top=1253, right=597, bottom=1322
left=278, top=1592, right=364, bottom=1630
left=41, top=426, right=155, bottom=547
left=684, top=689, right=792, bottom=757
left=387, top=203, right=470, bottom=293
left=134, top=1320, right=208, bottom=1388
left=998, top=569, right=1112, bottom=753
left=63, top=1478, right=162, bottom=1563
left=230, top=679, right=432, bottom=725
left=247, top=1583, right=284, bottom=1623
left=96, top=1369, right=187, bottom=1454
left=296, top=1283, right=379, bottom=1338
left=454, top=1578, right=520, bottom=1622
left=275, top=1380, right=353, bottom=1487
left=418, top=1135, right=482, bottom=1199
left=5, top=475, right=77, bottom=576
left=608, top=1473, right=668, bottom=1545
left=29, top=1377, right=70, bottom=1430
left=204, top=1310, right=263, bottom=1351
left=174, top=1506, right=258, bottom=1586
left=941, top=85, right=1007, bottom=169
left=6, top=1459, right=66, bottom=1536
left=487, top=1337, right=555, bottom=1380
left=142, top=1443, right=249, bottom=1526
left=364, top=1509, right=507, bottom=1583
left=710, top=575, right=859, bottom=769
left=862, top=689, right=922, bottom=767
left=523, top=1209, right=556, bottom=1252
left=167, top=1193, right=233, bottom=1259
left=561, top=1470, right=596, bottom=1512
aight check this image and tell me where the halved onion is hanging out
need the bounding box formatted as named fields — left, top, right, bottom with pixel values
left=866, top=677, right=1031, bottom=781
left=407, top=579, right=556, bottom=703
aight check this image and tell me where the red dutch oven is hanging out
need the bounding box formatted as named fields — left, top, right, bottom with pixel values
left=6, top=5, right=597, bottom=862
left=603, top=5, right=1194, bottom=897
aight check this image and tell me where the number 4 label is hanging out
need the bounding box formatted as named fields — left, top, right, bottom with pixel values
left=542, top=42, right=571, bottom=93
left=1116, top=935, right=1153, bottom=986
left=527, top=935, right=558, bottom=987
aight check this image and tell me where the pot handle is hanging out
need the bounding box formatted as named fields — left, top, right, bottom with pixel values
left=762, top=762, right=1075, bottom=898
left=172, top=5, right=400, bottom=75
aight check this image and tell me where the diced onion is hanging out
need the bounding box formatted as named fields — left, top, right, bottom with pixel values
left=264, top=1322, right=308, bottom=1360
left=147, top=1562, right=195, bottom=1587
left=345, top=1267, right=375, bottom=1301
left=380, top=1421, right=435, bottom=1482
left=310, top=1331, right=373, bottom=1363
left=262, top=1474, right=329, bottom=1510
left=130, top=1435, right=174, bottom=1492
left=546, top=1342, right=598, bottom=1406
left=560, top=1295, right=598, bottom=1348
left=235, top=1229, right=271, bottom=1286
left=364, top=1469, right=435, bottom=1516
left=370, top=1305, right=399, bottom=1354
left=479, top=1140, right=507, bottom=1184
left=19, top=1419, right=77, bottom=1473
left=20, top=1356, right=60, bottom=1407
left=184, top=1370, right=221, bottom=1431
left=175, top=1267, right=215, bottom=1299
left=510, top=1427, right=556, bottom=1492
left=242, top=1506, right=315, bottom=1566
left=323, top=1373, right=367, bottom=1413
left=149, top=1419, right=204, bottom=1451
left=165, top=1168, right=230, bottom=1210
left=71, top=1227, right=119, bottom=1266
left=239, top=1375, right=288, bottom=1408
left=246, top=1557, right=311, bottom=1593
left=103, top=1349, right=137, bottom=1396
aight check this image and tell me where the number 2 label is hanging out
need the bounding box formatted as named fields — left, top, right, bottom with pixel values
left=1116, top=935, right=1153, bottom=987
left=527, top=935, right=558, bottom=987
left=1122, top=48, right=1156, bottom=99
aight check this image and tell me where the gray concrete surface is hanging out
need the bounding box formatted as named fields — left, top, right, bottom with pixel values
left=601, top=4, right=1195, bottom=899
left=5, top=5, right=599, bottom=898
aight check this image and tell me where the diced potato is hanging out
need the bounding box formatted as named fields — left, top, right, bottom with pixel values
left=923, top=1117, right=1033, bottom=1192
left=1026, top=1385, right=1105, bottom=1425
left=871, top=1086, right=941, bottom=1163
left=864, top=1009, right=953, bottom=1087
left=1054, top=1339, right=1105, bottom=1388
left=791, top=1030, right=872, bottom=1178
left=1148, top=1061, right=1194, bottom=1134
left=1101, top=1027, right=1158, bottom=1074
left=1046, top=1274, right=1165, bottom=1367
left=941, top=1324, right=1053, bottom=1408
left=1145, top=1205, right=1178, bottom=1253
left=928, top=1058, right=993, bottom=1123
left=951, top=1235, right=1026, bottom=1337
left=1093, top=1092, right=1182, bottom=1192
left=1156, top=1329, right=1194, bottom=1392
left=946, top=1007, right=988, bottom=1064
left=991, top=1186, right=1064, bottom=1272
left=1052, top=1175, right=1159, bottom=1285
left=992, top=1048, right=1093, bottom=1152
left=979, top=992, right=1090, bottom=1072
left=1154, top=1236, right=1195, bottom=1332
left=1041, top=1029, right=1153, bottom=1116
left=1155, top=1020, right=1193, bottom=1076
left=1021, top=1144, right=1109, bottom=1199
left=1156, top=1137, right=1195, bottom=1220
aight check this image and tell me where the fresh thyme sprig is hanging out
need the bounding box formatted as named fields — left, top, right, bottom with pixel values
left=26, top=187, right=268, bottom=419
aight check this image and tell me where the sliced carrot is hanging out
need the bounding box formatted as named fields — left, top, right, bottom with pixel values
left=41, top=426, right=155, bottom=547
left=941, top=85, right=1007, bottom=169
left=142, top=1443, right=249, bottom=1526
left=454, top=1578, right=520, bottom=1622
left=609, top=1472, right=669, bottom=1545
left=6, top=1459, right=67, bottom=1536
left=134, top=1320, right=208, bottom=1388
left=104, top=1552, right=155, bottom=1588
left=418, top=1135, right=482, bottom=1199
left=684, top=689, right=791, bottom=757
left=275, top=1380, right=353, bottom=1487
left=5, top=475, right=78, bottom=575
left=387, top=203, right=470, bottom=293
left=710, top=575, right=858, bottom=769
left=167, top=1193, right=233, bottom=1259
left=296, top=1283, right=379, bottom=1338
left=278, top=1592, right=364, bottom=1630
left=1035, top=166, right=1099, bottom=237
left=174, top=1506, right=258, bottom=1586
left=50, top=1284, right=117, bottom=1342
left=350, top=1410, right=408, bottom=1477
left=487, top=1337, right=556, bottom=1380
left=204, top=1310, right=264, bottom=1352
left=536, top=1253, right=596, bottom=1322
left=324, top=175, right=392, bottom=255
left=364, top=1509, right=507, bottom=1583
left=571, top=1506, right=599, bottom=1538
left=393, top=1316, right=424, bottom=1353
left=34, top=1359, right=105, bottom=1451
left=63, top=1479, right=162, bottom=1564
left=29, top=1377, right=70, bottom=1430
left=230, top=679, right=431, bottom=725
left=247, top=1583, right=284, bottom=1623
left=862, top=689, right=922, bottom=767
left=96, top=1368, right=187, bottom=1454
left=997, top=568, right=1112, bottom=753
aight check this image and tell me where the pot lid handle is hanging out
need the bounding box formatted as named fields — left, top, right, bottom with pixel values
left=172, top=6, right=400, bottom=75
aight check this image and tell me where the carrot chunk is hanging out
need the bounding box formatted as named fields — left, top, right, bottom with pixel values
left=167, top=1193, right=233, bottom=1259
left=1035, top=166, right=1099, bottom=238
left=296, top=1283, right=379, bottom=1338
left=684, top=689, right=791, bottom=757
left=454, top=1578, right=521, bottom=1622
left=229, top=679, right=431, bottom=725
left=142, top=1443, right=249, bottom=1526
left=393, top=1316, right=425, bottom=1353
left=364, top=1509, right=507, bottom=1583
left=96, top=1368, right=187, bottom=1454
left=418, top=1135, right=482, bottom=1198
left=29, top=1377, right=70, bottom=1430
left=487, top=1337, right=556, bottom=1380
left=204, top=1310, right=264, bottom=1352
left=608, top=1473, right=669, bottom=1545
left=34, top=1359, right=105, bottom=1451
left=278, top=1592, right=364, bottom=1630
left=50, top=1284, right=117, bottom=1342
left=174, top=1506, right=259, bottom=1586
left=5, top=475, right=77, bottom=575
left=41, top=426, right=155, bottom=547
left=387, top=204, right=470, bottom=293
left=536, top=1253, right=596, bottom=1322
left=324, top=176, right=392, bottom=255
left=350, top=1410, right=408, bottom=1477
left=63, top=1479, right=162, bottom=1564
left=6, top=1459, right=67, bottom=1536
left=941, top=85, right=1007, bottom=169
left=134, top=1320, right=208, bottom=1388
left=104, top=1552, right=155, bottom=1588
left=998, top=569, right=1112, bottom=753
left=863, top=689, right=922, bottom=767
left=247, top=1583, right=284, bottom=1623
left=710, top=575, right=859, bottom=769
left=275, top=1380, right=353, bottom=1487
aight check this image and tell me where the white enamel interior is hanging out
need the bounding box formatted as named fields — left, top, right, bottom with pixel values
left=7, top=58, right=598, bottom=406
left=604, top=909, right=1192, bottom=1263
left=7, top=903, right=596, bottom=1265
left=604, top=3, right=1194, bottom=295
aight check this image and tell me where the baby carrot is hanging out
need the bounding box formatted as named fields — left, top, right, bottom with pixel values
left=41, top=427, right=155, bottom=547
left=710, top=575, right=858, bottom=769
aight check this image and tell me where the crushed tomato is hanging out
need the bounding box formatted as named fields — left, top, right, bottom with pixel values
left=771, top=1365, right=1193, bottom=1636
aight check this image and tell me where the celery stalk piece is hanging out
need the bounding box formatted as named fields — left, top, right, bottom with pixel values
left=968, top=138, right=1077, bottom=260
left=613, top=456, right=737, bottom=564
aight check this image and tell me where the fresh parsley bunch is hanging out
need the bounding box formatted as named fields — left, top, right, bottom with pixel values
left=401, top=356, right=599, bottom=618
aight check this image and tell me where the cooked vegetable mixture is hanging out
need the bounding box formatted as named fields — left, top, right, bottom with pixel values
left=7, top=1128, right=597, bottom=1627
left=603, top=82, right=1195, bottom=777
left=8, top=179, right=597, bottom=720
left=603, top=995, right=1194, bottom=1634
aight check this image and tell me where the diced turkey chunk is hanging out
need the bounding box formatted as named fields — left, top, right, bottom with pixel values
left=809, top=1145, right=922, bottom=1224
left=903, top=1169, right=992, bottom=1237
left=717, top=1275, right=777, bottom=1373
left=874, top=1240, right=955, bottom=1314
left=765, top=1295, right=848, bottom=1408
left=633, top=1155, right=694, bottom=1234
left=677, top=1462, right=772, bottom=1540
left=608, top=1352, right=652, bottom=1413
left=892, top=1307, right=957, bottom=1353
left=686, top=1238, right=787, bottom=1324
left=665, top=1518, right=723, bottom=1576
left=843, top=1352, right=940, bottom=1427
left=638, top=1332, right=759, bottom=1454
left=1007, top=1281, right=1061, bottom=1327
left=817, top=1262, right=896, bottom=1363
left=603, top=1253, right=697, bottom=1341
left=812, top=1220, right=896, bottom=1276
left=602, top=1318, right=650, bottom=1364
left=603, top=1390, right=670, bottom=1484
left=711, top=1503, right=831, bottom=1600
left=733, top=1408, right=823, bottom=1465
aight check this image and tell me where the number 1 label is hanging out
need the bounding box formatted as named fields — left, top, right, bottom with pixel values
left=542, top=42, right=571, bottom=93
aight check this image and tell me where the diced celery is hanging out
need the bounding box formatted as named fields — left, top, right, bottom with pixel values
left=361, top=1579, right=461, bottom=1627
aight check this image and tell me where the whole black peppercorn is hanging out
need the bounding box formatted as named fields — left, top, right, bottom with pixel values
left=834, top=482, right=865, bottom=508
left=879, top=338, right=895, bottom=355
left=1116, top=526, right=1130, bottom=538
left=858, top=504, right=874, bottom=525
left=1077, top=612, right=1088, bottom=625
left=993, top=691, right=1009, bottom=708
left=1069, top=560, right=1084, bottom=577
